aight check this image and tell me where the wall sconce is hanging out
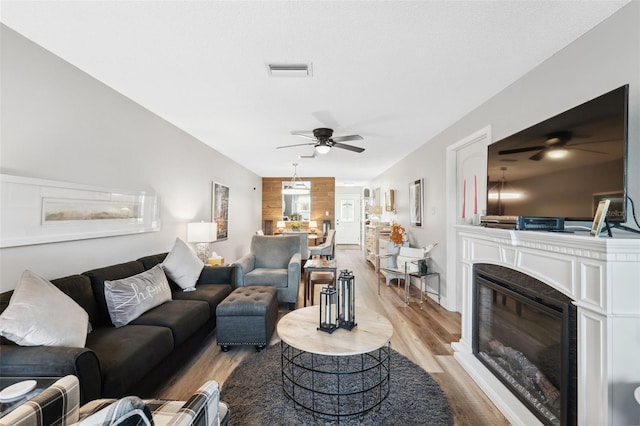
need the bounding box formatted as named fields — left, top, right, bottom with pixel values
left=338, top=269, right=357, bottom=330
left=308, top=220, right=318, bottom=233
left=187, top=222, right=217, bottom=263
left=276, top=220, right=286, bottom=233
left=318, top=286, right=338, bottom=333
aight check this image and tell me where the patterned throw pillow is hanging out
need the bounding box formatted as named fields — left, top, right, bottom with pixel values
left=161, top=237, right=204, bottom=291
left=104, top=265, right=172, bottom=328
left=0, top=270, right=90, bottom=347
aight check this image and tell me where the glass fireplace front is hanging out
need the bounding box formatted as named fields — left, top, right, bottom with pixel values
left=473, top=264, right=576, bottom=426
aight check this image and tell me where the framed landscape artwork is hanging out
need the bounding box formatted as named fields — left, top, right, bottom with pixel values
left=212, top=182, right=229, bottom=240
left=409, top=178, right=423, bottom=227
left=0, top=174, right=159, bottom=248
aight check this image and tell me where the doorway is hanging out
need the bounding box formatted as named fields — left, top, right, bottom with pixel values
left=335, top=192, right=360, bottom=245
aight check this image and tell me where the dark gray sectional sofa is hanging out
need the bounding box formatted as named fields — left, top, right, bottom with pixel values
left=0, top=253, right=237, bottom=404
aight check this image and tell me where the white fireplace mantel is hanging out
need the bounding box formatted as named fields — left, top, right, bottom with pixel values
left=452, top=225, right=640, bottom=426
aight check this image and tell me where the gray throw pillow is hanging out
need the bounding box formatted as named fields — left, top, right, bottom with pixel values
left=0, top=270, right=90, bottom=347
left=104, top=264, right=172, bottom=328
left=161, top=237, right=204, bottom=291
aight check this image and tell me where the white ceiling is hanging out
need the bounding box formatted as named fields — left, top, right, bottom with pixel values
left=0, top=1, right=630, bottom=186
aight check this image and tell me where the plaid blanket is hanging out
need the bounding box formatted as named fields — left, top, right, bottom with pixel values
left=77, top=381, right=220, bottom=426
left=0, top=375, right=80, bottom=426
left=0, top=377, right=223, bottom=426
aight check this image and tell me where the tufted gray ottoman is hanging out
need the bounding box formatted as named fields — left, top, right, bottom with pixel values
left=216, top=285, right=278, bottom=352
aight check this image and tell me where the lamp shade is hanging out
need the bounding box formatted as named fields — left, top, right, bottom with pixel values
left=309, top=221, right=318, bottom=229
left=187, top=222, right=217, bottom=243
left=276, top=221, right=286, bottom=229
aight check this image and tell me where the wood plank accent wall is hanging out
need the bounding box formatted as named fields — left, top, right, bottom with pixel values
left=262, top=177, right=335, bottom=234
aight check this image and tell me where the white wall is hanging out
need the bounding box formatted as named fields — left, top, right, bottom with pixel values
left=0, top=25, right=262, bottom=291
left=368, top=2, right=640, bottom=312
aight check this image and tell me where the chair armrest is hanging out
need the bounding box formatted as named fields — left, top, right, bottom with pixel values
left=0, top=375, right=81, bottom=425
left=230, top=254, right=255, bottom=287
left=197, top=265, right=238, bottom=286
left=0, top=344, right=102, bottom=404
left=287, top=253, right=302, bottom=289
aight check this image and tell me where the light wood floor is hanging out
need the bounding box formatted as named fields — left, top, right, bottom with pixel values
left=158, top=245, right=509, bottom=425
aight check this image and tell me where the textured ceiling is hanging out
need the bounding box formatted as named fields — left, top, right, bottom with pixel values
left=0, top=1, right=629, bottom=185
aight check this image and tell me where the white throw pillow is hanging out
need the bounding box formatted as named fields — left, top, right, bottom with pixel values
left=161, top=237, right=204, bottom=291
left=104, top=265, right=172, bottom=328
left=0, top=270, right=90, bottom=347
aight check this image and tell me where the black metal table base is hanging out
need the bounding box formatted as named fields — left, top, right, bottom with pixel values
left=280, top=341, right=391, bottom=421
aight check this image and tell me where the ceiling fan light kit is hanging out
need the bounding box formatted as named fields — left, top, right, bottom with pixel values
left=277, top=128, right=365, bottom=154
left=315, top=144, right=331, bottom=154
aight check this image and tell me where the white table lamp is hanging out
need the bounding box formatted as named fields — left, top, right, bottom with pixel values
left=309, top=220, right=318, bottom=233
left=187, top=222, right=217, bottom=262
left=277, top=221, right=286, bottom=232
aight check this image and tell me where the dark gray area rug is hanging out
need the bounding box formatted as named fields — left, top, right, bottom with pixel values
left=220, top=344, right=453, bottom=425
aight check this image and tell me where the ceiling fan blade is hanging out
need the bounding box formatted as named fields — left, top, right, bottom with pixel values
left=333, top=142, right=365, bottom=153
left=572, top=147, right=607, bottom=154
left=529, top=150, right=546, bottom=161
left=499, top=145, right=545, bottom=155
left=276, top=142, right=315, bottom=149
left=332, top=134, right=364, bottom=143
left=290, top=131, right=317, bottom=141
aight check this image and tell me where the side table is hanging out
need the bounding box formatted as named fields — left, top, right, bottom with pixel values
left=303, top=258, right=337, bottom=307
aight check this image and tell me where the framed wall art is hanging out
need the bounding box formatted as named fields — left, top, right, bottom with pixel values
left=0, top=174, right=160, bottom=248
left=385, top=189, right=395, bottom=212
left=409, top=178, right=423, bottom=227
left=212, top=182, right=229, bottom=240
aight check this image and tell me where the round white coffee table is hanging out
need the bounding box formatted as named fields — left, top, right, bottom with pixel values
left=277, top=306, right=394, bottom=420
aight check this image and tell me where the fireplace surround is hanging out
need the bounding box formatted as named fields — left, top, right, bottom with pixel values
left=452, top=225, right=640, bottom=425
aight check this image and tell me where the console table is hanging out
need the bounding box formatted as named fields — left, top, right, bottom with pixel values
left=277, top=306, right=394, bottom=421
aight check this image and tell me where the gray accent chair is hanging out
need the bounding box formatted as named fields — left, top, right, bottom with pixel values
left=309, top=229, right=336, bottom=259
left=283, top=231, right=309, bottom=260
left=232, top=235, right=301, bottom=309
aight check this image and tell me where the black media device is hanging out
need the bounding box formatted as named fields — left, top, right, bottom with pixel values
left=481, top=216, right=565, bottom=231
left=486, top=85, right=629, bottom=224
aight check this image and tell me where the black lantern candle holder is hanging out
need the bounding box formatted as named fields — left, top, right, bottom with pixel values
left=318, top=286, right=338, bottom=333
left=338, top=269, right=357, bottom=330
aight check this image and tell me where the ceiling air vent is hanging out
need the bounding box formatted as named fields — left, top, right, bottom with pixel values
left=267, top=63, right=312, bottom=77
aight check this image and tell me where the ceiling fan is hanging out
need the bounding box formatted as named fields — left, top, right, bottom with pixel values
left=276, top=128, right=364, bottom=155
left=498, top=131, right=607, bottom=161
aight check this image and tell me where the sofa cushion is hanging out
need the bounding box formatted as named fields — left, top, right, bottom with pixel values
left=245, top=268, right=289, bottom=288
left=0, top=270, right=90, bottom=347
left=84, top=261, right=146, bottom=327
left=50, top=275, right=101, bottom=328
left=104, top=265, right=173, bottom=328
left=172, top=284, right=234, bottom=318
left=129, top=300, right=210, bottom=346
left=86, top=325, right=174, bottom=398
left=137, top=253, right=168, bottom=271
left=162, top=238, right=204, bottom=291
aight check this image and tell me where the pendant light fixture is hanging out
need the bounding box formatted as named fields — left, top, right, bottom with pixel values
left=282, top=163, right=310, bottom=195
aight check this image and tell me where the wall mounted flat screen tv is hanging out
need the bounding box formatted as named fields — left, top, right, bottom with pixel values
left=487, top=85, right=628, bottom=223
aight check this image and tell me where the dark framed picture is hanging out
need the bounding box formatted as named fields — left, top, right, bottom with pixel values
left=590, top=199, right=610, bottom=237
left=409, top=179, right=423, bottom=227
left=212, top=182, right=229, bottom=240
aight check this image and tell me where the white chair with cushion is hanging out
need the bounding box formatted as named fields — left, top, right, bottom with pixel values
left=309, top=229, right=335, bottom=260
left=378, top=246, right=426, bottom=302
